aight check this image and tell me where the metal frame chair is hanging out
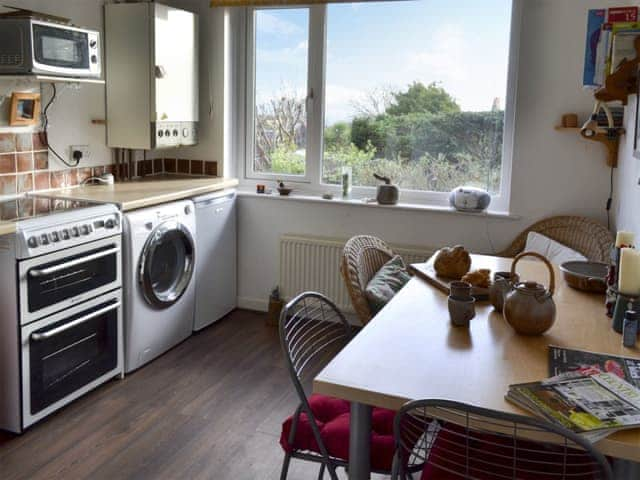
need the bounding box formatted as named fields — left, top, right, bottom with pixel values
left=279, top=292, right=354, bottom=480
left=391, top=399, right=613, bottom=480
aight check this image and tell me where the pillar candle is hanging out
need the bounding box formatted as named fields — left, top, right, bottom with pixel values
left=616, top=231, right=636, bottom=248
left=618, top=248, right=640, bottom=296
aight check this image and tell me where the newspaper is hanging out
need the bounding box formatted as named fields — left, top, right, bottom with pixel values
left=506, top=372, right=640, bottom=442
left=548, top=345, right=640, bottom=389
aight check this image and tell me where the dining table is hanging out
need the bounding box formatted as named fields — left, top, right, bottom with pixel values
left=313, top=253, right=640, bottom=479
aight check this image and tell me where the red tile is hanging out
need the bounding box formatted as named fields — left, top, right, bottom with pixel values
left=0, top=154, right=16, bottom=174
left=50, top=171, right=66, bottom=188
left=16, top=133, right=32, bottom=152
left=34, top=151, right=48, bottom=170
left=0, top=175, right=17, bottom=195
left=92, top=166, right=105, bottom=176
left=0, top=133, right=16, bottom=154
left=190, top=160, right=203, bottom=175
left=77, top=168, right=92, bottom=184
left=34, top=172, right=50, bottom=190
left=17, top=173, right=33, bottom=193
left=153, top=158, right=163, bottom=174
left=165, top=158, right=176, bottom=173
left=66, top=169, right=78, bottom=186
left=17, top=152, right=34, bottom=172
left=178, top=159, right=190, bottom=174
left=32, top=132, right=48, bottom=150
left=204, top=161, right=218, bottom=176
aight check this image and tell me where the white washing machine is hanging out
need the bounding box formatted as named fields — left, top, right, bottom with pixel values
left=123, top=200, right=196, bottom=373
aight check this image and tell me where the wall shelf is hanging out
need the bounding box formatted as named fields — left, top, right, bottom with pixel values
left=0, top=75, right=104, bottom=85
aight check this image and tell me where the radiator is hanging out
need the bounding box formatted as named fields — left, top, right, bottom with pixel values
left=279, top=235, right=434, bottom=312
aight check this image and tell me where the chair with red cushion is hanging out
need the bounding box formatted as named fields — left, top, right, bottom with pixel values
left=391, top=399, right=613, bottom=480
left=278, top=292, right=396, bottom=480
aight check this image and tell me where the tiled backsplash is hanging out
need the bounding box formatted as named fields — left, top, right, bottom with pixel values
left=0, top=131, right=219, bottom=196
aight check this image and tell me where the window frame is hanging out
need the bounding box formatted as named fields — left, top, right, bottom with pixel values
left=243, top=0, right=522, bottom=213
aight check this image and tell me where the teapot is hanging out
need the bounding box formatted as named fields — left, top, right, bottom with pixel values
left=503, top=252, right=556, bottom=335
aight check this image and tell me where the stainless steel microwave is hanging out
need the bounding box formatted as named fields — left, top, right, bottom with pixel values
left=0, top=19, right=101, bottom=78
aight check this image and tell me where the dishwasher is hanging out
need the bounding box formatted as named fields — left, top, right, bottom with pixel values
left=192, top=189, right=237, bottom=331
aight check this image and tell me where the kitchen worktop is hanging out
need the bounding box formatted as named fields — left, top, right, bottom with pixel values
left=0, top=176, right=239, bottom=236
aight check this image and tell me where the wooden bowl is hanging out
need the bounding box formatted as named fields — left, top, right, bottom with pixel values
left=559, top=261, right=608, bottom=294
left=277, top=187, right=292, bottom=196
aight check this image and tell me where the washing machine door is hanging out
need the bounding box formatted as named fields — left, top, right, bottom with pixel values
left=139, top=220, right=195, bottom=308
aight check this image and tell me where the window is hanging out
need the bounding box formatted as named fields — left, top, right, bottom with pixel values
left=245, top=1, right=519, bottom=209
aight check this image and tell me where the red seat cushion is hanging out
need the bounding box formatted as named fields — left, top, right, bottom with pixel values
left=421, top=423, right=605, bottom=480
left=280, top=394, right=396, bottom=472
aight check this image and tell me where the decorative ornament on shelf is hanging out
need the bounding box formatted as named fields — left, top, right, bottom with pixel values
left=579, top=101, right=624, bottom=167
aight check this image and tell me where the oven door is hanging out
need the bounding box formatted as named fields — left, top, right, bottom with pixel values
left=21, top=291, right=123, bottom=428
left=19, top=236, right=121, bottom=325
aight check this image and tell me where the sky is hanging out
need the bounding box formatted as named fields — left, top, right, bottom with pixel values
left=255, top=0, right=513, bottom=125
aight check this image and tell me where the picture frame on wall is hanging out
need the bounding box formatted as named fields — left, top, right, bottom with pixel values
left=9, top=92, right=41, bottom=127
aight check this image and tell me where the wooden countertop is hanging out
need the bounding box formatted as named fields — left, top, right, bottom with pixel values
left=48, top=176, right=238, bottom=211
left=0, top=176, right=238, bottom=235
left=314, top=254, right=640, bottom=462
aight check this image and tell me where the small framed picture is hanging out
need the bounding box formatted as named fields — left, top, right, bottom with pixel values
left=9, top=92, right=41, bottom=127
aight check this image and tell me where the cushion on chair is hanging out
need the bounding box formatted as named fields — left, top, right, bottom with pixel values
left=421, top=423, right=604, bottom=479
left=524, top=232, right=587, bottom=265
left=280, top=394, right=396, bottom=471
left=365, top=255, right=411, bottom=315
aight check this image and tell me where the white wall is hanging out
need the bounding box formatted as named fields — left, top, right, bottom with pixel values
left=237, top=0, right=625, bottom=310
left=613, top=95, right=640, bottom=237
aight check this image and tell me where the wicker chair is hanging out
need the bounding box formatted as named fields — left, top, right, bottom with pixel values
left=341, top=235, right=395, bottom=325
left=498, top=216, right=613, bottom=263
left=391, top=399, right=613, bottom=480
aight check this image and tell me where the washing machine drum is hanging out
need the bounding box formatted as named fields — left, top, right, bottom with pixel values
left=139, top=221, right=195, bottom=308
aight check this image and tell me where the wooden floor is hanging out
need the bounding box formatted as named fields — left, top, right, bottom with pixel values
left=0, top=310, right=374, bottom=480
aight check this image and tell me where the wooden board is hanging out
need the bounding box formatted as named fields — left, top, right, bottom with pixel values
left=409, top=251, right=496, bottom=300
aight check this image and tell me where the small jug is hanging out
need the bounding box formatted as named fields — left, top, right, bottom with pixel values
left=489, top=271, right=519, bottom=313
left=503, top=252, right=556, bottom=335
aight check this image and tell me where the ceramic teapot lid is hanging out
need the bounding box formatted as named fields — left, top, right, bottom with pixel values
left=514, top=281, right=547, bottom=295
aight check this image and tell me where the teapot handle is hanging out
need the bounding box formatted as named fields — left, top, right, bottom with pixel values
left=509, top=251, right=555, bottom=295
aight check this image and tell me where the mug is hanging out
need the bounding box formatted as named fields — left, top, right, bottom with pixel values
left=450, top=281, right=472, bottom=300
left=448, top=296, right=476, bottom=327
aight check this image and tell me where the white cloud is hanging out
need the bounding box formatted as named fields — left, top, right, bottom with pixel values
left=256, top=11, right=302, bottom=36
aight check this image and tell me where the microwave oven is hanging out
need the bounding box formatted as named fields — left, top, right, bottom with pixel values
left=0, top=19, right=101, bottom=78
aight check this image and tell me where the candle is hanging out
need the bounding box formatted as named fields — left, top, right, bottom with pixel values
left=616, top=231, right=636, bottom=248
left=618, top=248, right=640, bottom=296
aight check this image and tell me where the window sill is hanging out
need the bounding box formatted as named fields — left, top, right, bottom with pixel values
left=236, top=189, right=520, bottom=220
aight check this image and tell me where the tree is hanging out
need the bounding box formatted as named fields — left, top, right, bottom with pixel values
left=349, top=86, right=394, bottom=118
left=386, top=81, right=460, bottom=116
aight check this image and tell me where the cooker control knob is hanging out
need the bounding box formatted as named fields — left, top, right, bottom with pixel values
left=105, top=218, right=116, bottom=229
left=182, top=128, right=189, bottom=137
left=184, top=205, right=192, bottom=215
left=164, top=129, right=171, bottom=137
left=50, top=231, right=60, bottom=242
left=158, top=130, right=164, bottom=137
left=90, top=39, right=97, bottom=49
left=61, top=229, right=70, bottom=240
left=173, top=129, right=179, bottom=137
left=40, top=234, right=49, bottom=245
left=28, top=236, right=38, bottom=248
left=91, top=55, right=98, bottom=64
left=71, top=226, right=80, bottom=237
left=80, top=225, right=90, bottom=235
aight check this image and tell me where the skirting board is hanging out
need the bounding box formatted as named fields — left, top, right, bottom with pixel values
left=237, top=296, right=269, bottom=312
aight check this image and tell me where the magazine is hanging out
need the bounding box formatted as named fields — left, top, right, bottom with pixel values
left=548, top=345, right=640, bottom=389
left=506, top=372, right=640, bottom=442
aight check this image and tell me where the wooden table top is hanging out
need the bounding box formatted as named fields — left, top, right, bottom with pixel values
left=314, top=254, right=640, bottom=461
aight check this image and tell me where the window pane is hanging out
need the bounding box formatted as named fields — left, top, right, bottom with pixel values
left=322, top=0, right=512, bottom=194
left=253, top=9, right=309, bottom=176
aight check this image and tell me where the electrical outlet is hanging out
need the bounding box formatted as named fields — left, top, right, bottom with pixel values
left=70, top=145, right=90, bottom=163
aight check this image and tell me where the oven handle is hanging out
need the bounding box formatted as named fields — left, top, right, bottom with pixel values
left=30, top=301, right=121, bottom=342
left=29, top=247, right=120, bottom=277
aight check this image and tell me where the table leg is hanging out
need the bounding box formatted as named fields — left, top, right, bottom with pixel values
left=612, top=459, right=640, bottom=479
left=349, top=402, right=372, bottom=480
